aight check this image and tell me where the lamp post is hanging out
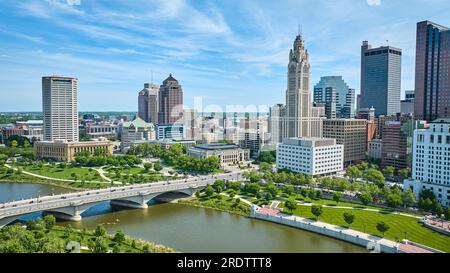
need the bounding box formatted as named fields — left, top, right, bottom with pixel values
left=37, top=190, right=41, bottom=203
left=404, top=231, right=407, bottom=241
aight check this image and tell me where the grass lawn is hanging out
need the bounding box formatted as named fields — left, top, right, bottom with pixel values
left=179, top=195, right=251, bottom=217
left=22, top=165, right=106, bottom=182
left=282, top=204, right=450, bottom=253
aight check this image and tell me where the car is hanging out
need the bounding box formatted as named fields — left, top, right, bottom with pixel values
left=61, top=196, right=67, bottom=199
left=29, top=200, right=34, bottom=204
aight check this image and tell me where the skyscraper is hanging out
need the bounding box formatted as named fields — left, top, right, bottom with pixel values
left=313, top=76, right=355, bottom=119
left=42, top=76, right=79, bottom=142
left=360, top=41, right=402, bottom=116
left=138, top=83, right=159, bottom=124
left=284, top=35, right=323, bottom=138
left=158, top=74, right=184, bottom=125
left=414, top=21, right=450, bottom=121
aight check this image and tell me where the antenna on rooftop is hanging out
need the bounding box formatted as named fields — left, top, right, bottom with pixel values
left=298, top=24, right=303, bottom=36
left=151, top=70, right=154, bottom=84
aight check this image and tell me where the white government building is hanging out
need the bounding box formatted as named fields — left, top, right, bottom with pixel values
left=276, top=137, right=343, bottom=176
left=404, top=119, right=450, bottom=207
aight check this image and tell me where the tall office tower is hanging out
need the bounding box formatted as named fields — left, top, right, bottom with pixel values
left=313, top=76, right=355, bottom=119
left=138, top=83, right=159, bottom=124
left=42, top=76, right=79, bottom=142
left=284, top=34, right=323, bottom=138
left=269, top=104, right=286, bottom=144
left=414, top=21, right=450, bottom=121
left=158, top=74, right=183, bottom=125
left=360, top=41, right=402, bottom=116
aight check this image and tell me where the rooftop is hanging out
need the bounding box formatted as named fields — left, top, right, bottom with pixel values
left=122, top=116, right=154, bottom=128
left=193, top=142, right=240, bottom=150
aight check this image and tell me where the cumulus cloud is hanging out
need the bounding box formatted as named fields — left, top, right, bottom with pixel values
left=366, top=0, right=381, bottom=6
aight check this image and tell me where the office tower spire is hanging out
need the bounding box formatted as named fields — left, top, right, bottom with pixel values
left=284, top=34, right=323, bottom=138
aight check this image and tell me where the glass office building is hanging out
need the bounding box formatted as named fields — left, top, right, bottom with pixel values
left=360, top=41, right=402, bottom=116
left=313, top=76, right=355, bottom=119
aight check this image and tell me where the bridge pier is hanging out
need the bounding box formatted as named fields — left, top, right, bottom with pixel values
left=42, top=211, right=82, bottom=222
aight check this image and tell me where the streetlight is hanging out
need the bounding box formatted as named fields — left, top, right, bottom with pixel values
left=404, top=231, right=407, bottom=241
left=37, top=190, right=41, bottom=203
left=51, top=188, right=54, bottom=196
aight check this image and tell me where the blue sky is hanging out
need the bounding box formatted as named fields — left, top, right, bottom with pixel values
left=0, top=0, right=449, bottom=112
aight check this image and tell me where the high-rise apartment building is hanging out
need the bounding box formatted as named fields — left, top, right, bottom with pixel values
left=269, top=104, right=286, bottom=144
left=138, top=83, right=159, bottom=124
left=284, top=35, right=323, bottom=139
left=414, top=21, right=450, bottom=122
left=323, top=119, right=367, bottom=164
left=313, top=76, right=355, bottom=119
left=42, top=76, right=79, bottom=142
left=158, top=74, right=183, bottom=125
left=404, top=119, right=450, bottom=207
left=360, top=41, right=402, bottom=116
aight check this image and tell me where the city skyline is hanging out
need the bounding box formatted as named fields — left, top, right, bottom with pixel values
left=1, top=0, right=450, bottom=112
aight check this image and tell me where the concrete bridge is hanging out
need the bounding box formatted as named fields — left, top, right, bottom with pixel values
left=0, top=172, right=243, bottom=227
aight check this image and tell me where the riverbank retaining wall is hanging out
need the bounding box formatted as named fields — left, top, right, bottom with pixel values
left=251, top=211, right=399, bottom=253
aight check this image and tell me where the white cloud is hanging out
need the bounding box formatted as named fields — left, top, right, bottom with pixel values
left=366, top=0, right=381, bottom=6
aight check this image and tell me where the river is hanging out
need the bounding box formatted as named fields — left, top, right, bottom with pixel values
left=0, top=182, right=368, bottom=253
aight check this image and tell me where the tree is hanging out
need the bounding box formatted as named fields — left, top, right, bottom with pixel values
left=444, top=208, right=450, bottom=221
left=90, top=236, right=108, bottom=253
left=257, top=151, right=276, bottom=164
left=400, top=190, right=416, bottom=208
left=143, top=244, right=150, bottom=253
left=376, top=222, right=390, bottom=237
left=153, top=162, right=163, bottom=172
left=43, top=215, right=56, bottom=230
left=259, top=162, right=272, bottom=173
left=204, top=185, right=215, bottom=197
left=343, top=212, right=355, bottom=227
left=284, top=185, right=295, bottom=196
left=284, top=198, right=298, bottom=213
left=399, top=168, right=410, bottom=179
left=266, top=183, right=279, bottom=197
left=195, top=190, right=201, bottom=199
left=345, top=166, right=362, bottom=182
left=70, top=172, right=78, bottom=182
left=143, top=163, right=153, bottom=171
left=243, top=183, right=261, bottom=195
left=386, top=193, right=403, bottom=208
left=359, top=192, right=373, bottom=206
left=333, top=192, right=342, bottom=204
left=311, top=205, right=323, bottom=220
left=364, top=168, right=385, bottom=188
left=94, top=224, right=107, bottom=237
left=10, top=140, right=18, bottom=148
left=382, top=166, right=395, bottom=178
left=113, top=230, right=126, bottom=244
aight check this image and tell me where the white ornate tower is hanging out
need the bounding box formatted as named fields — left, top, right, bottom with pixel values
left=284, top=35, right=323, bottom=139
